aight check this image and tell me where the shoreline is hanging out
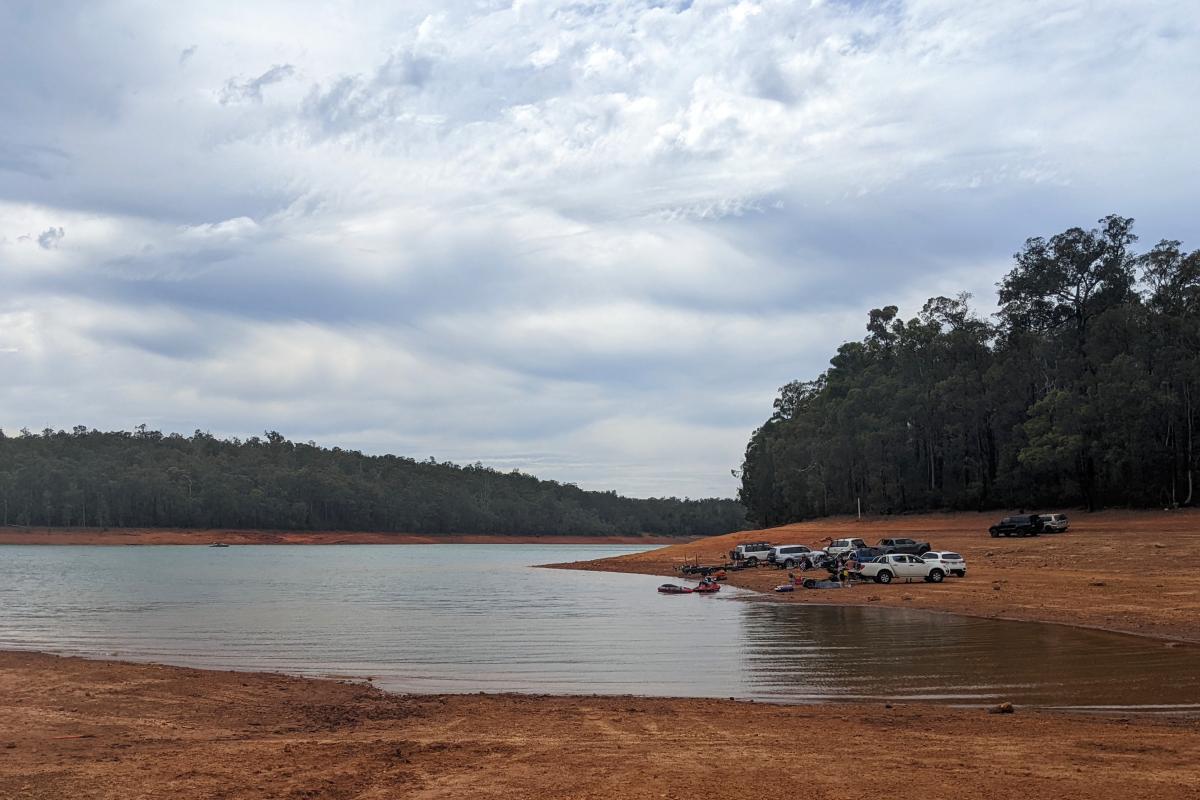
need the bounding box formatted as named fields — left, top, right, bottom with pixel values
left=2, top=650, right=1197, bottom=799
left=547, top=508, right=1200, bottom=645
left=0, top=526, right=692, bottom=546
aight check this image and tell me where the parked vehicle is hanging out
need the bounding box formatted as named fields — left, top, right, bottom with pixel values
left=921, top=551, right=967, bottom=577
left=768, top=545, right=825, bottom=568
left=845, top=546, right=886, bottom=563
left=1041, top=513, right=1070, bottom=533
left=825, top=538, right=866, bottom=557
left=729, top=541, right=774, bottom=566
left=988, top=515, right=1043, bottom=537
left=852, top=554, right=946, bottom=584
left=877, top=537, right=932, bottom=555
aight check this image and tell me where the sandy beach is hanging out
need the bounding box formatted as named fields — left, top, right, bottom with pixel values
left=551, top=509, right=1200, bottom=644
left=2, top=651, right=1198, bottom=800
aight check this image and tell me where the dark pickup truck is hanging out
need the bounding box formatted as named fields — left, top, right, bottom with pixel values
left=989, top=515, right=1043, bottom=537
left=877, top=537, right=932, bottom=555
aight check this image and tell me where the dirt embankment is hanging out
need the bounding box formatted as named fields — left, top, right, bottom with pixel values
left=550, top=509, right=1200, bottom=644
left=0, top=527, right=690, bottom=546
left=2, top=651, right=1198, bottom=800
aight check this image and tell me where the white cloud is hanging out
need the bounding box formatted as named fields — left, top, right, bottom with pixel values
left=1, top=0, right=1198, bottom=496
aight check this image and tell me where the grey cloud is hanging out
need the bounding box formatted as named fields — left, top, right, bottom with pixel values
left=0, top=142, right=69, bottom=179
left=377, top=50, right=434, bottom=88
left=37, top=226, right=64, bottom=249
left=220, top=63, right=296, bottom=104
left=3, top=0, right=1200, bottom=497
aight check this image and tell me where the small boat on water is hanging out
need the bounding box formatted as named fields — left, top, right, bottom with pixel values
left=692, top=581, right=721, bottom=593
left=209, top=542, right=230, bottom=548
left=658, top=583, right=693, bottom=594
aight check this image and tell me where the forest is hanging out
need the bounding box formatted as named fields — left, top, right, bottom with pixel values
left=739, top=215, right=1199, bottom=526
left=0, top=428, right=746, bottom=537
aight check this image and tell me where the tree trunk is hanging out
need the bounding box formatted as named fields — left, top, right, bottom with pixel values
left=1185, top=382, right=1195, bottom=506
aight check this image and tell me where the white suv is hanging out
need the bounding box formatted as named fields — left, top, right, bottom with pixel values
left=729, top=542, right=774, bottom=566
left=826, top=538, right=866, bottom=557
left=768, top=545, right=825, bottom=568
left=1042, top=513, right=1069, bottom=532
left=921, top=551, right=966, bottom=577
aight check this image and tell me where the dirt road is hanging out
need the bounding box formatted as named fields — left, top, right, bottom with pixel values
left=550, top=509, right=1200, bottom=643
left=2, top=651, right=1198, bottom=800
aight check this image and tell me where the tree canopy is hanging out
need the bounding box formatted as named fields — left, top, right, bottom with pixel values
left=0, top=427, right=746, bottom=537
left=739, top=215, right=1199, bottom=525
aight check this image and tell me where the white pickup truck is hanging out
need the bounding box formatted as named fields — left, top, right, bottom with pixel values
left=852, top=553, right=946, bottom=584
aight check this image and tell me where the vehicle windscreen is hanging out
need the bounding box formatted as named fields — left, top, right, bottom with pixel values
left=943, top=553, right=963, bottom=560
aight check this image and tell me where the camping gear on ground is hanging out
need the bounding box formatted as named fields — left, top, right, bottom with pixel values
left=801, top=578, right=844, bottom=589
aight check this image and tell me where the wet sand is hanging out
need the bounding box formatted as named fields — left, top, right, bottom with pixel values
left=2, top=651, right=1198, bottom=800
left=0, top=527, right=688, bottom=546
left=550, top=509, right=1200, bottom=644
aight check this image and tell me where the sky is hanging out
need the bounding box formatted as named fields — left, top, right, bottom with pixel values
left=1, top=0, right=1198, bottom=498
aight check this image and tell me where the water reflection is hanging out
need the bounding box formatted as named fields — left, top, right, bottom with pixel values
left=738, top=602, right=1200, bottom=709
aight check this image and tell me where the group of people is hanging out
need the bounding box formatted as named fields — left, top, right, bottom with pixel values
left=785, top=548, right=861, bottom=588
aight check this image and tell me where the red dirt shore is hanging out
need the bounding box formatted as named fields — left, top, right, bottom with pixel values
left=2, top=651, right=1198, bottom=800
left=0, top=527, right=689, bottom=546
left=550, top=509, right=1200, bottom=644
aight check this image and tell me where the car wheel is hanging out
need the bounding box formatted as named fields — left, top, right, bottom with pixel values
left=990, top=530, right=999, bottom=538
left=928, top=569, right=944, bottom=583
left=784, top=559, right=795, bottom=569
left=877, top=570, right=893, bottom=584
left=746, top=556, right=758, bottom=567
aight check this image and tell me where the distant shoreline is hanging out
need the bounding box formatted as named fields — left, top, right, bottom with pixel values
left=548, top=508, right=1200, bottom=646
left=0, top=527, right=691, bottom=546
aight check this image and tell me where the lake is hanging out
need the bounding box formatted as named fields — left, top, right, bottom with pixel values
left=2, top=543, right=1198, bottom=710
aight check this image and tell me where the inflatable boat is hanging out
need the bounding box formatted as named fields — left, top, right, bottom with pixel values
left=657, top=583, right=693, bottom=594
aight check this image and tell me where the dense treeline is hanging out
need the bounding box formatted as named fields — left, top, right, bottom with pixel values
left=739, top=215, right=1199, bottom=525
left=0, top=428, right=746, bottom=537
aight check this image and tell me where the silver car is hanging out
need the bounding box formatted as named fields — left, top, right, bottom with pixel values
left=1041, top=513, right=1069, bottom=532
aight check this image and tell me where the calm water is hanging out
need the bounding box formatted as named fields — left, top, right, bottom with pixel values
left=2, top=544, right=1198, bottom=711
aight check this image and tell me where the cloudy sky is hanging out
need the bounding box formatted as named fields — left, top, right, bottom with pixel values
left=2, top=1, right=1198, bottom=498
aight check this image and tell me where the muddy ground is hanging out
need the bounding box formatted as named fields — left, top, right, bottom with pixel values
left=550, top=509, right=1200, bottom=644
left=2, top=651, right=1198, bottom=800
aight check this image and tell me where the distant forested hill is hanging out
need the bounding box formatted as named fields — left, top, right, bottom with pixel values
left=0, top=428, right=746, bottom=536
left=740, top=215, right=1199, bottom=525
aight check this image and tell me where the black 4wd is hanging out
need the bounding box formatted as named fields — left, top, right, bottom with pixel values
left=989, top=514, right=1043, bottom=537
